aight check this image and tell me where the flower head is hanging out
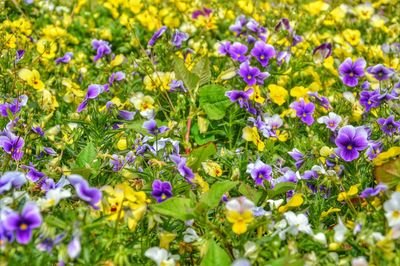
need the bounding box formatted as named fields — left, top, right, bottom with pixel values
left=338, top=58, right=366, bottom=87
left=91, top=39, right=111, bottom=62
left=151, top=180, right=173, bottom=202
left=246, top=159, right=272, bottom=186
left=290, top=98, right=315, bottom=126
left=317, top=112, right=342, bottom=131
left=250, top=41, right=275, bottom=67
left=367, top=64, right=394, bottom=81
left=377, top=116, right=400, bottom=136
left=68, top=174, right=102, bottom=209
left=335, top=125, right=368, bottom=161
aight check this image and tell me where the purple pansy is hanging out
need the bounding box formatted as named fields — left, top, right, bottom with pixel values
left=218, top=41, right=231, bottom=56
left=169, top=80, right=187, bottom=92
left=143, top=119, right=169, bottom=135
left=191, top=7, right=212, bottom=19
left=77, top=84, right=106, bottom=112
left=290, top=98, right=315, bottom=126
left=4, top=202, right=42, bottom=244
left=338, top=58, right=366, bottom=87
left=118, top=110, right=136, bottom=121
left=0, top=129, right=25, bottom=160
left=55, top=52, right=73, bottom=64
left=67, top=175, right=102, bottom=209
left=170, top=154, right=194, bottom=182
left=251, top=41, right=276, bottom=67
left=246, top=159, right=273, bottom=186
left=15, top=49, right=25, bottom=63
left=148, top=26, right=167, bottom=47
left=317, top=112, right=342, bottom=131
left=21, top=164, right=45, bottom=182
left=229, top=15, right=247, bottom=36
left=360, top=183, right=388, bottom=198
left=31, top=126, right=45, bottom=137
left=109, top=71, right=125, bottom=85
left=225, top=89, right=253, bottom=108
left=335, top=125, right=368, bottom=162
left=0, top=95, right=28, bottom=117
left=91, top=39, right=111, bottom=62
left=359, top=89, right=381, bottom=112
left=238, top=61, right=269, bottom=86
left=229, top=42, right=248, bottom=62
left=171, top=30, right=189, bottom=48
left=367, top=64, right=394, bottom=81
left=0, top=171, right=26, bottom=194
left=365, top=140, right=383, bottom=160
left=312, top=43, right=332, bottom=63
left=151, top=180, right=173, bottom=202
left=288, top=148, right=305, bottom=169
left=377, top=115, right=400, bottom=136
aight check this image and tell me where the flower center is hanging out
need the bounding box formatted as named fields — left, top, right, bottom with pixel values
left=347, top=145, right=353, bottom=150
left=247, top=75, right=252, bottom=80
left=260, top=55, right=265, bottom=60
left=302, top=113, right=307, bottom=117
left=393, top=210, right=400, bottom=218
left=329, top=122, right=334, bottom=127
left=349, top=72, right=354, bottom=77
left=161, top=194, right=167, bottom=200
left=19, top=223, right=28, bottom=230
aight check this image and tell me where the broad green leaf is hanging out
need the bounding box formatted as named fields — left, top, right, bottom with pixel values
left=151, top=197, right=195, bottom=221
left=191, top=123, right=215, bottom=145
left=268, top=182, right=296, bottom=198
left=199, top=84, right=232, bottom=120
left=200, top=240, right=231, bottom=266
left=267, top=256, right=304, bottom=266
left=192, top=57, right=211, bottom=86
left=238, top=183, right=263, bottom=204
left=172, top=56, right=199, bottom=91
left=76, top=142, right=97, bottom=168
left=187, top=142, right=217, bottom=170
left=199, top=181, right=238, bottom=209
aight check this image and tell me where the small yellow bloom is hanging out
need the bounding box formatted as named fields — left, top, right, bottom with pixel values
left=279, top=194, right=304, bottom=213
left=268, top=84, right=288, bottom=106
left=290, top=86, right=309, bottom=99
left=110, top=54, right=125, bottom=67
left=193, top=174, right=209, bottom=193
left=242, top=127, right=265, bottom=151
left=337, top=185, right=359, bottom=201
left=320, top=207, right=341, bottom=219
left=117, top=137, right=128, bottom=150
left=18, top=69, right=44, bottom=90
left=226, top=210, right=253, bottom=235
left=342, top=29, right=361, bottom=46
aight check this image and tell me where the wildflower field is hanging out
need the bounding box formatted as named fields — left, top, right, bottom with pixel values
left=1, top=0, right=400, bottom=265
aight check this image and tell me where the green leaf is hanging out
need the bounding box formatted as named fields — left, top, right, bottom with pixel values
left=151, top=197, right=195, bottom=221
left=238, top=183, right=263, bottom=204
left=191, top=123, right=215, bottom=145
left=201, top=240, right=231, bottom=266
left=267, top=256, right=304, bottom=266
left=45, top=215, right=68, bottom=229
left=187, top=142, right=217, bottom=170
left=199, top=84, right=232, bottom=120
left=199, top=181, right=238, bottom=209
left=268, top=182, right=296, bottom=198
left=172, top=56, right=199, bottom=91
left=76, top=142, right=97, bottom=168
left=192, top=57, right=211, bottom=86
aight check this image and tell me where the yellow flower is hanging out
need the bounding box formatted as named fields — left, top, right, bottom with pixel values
left=130, top=92, right=155, bottom=112
left=36, top=38, right=58, bottom=59
left=4, top=33, right=17, bottom=48
left=373, top=147, right=400, bottom=166
left=117, top=137, right=128, bottom=150
left=226, top=210, right=253, bottom=235
left=242, top=127, right=265, bottom=151
left=279, top=194, right=304, bottom=213
left=193, top=173, right=209, bottom=193
left=354, top=4, right=374, bottom=20
left=320, top=207, right=341, bottom=219
left=110, top=54, right=125, bottom=67
left=268, top=84, right=288, bottom=106
left=303, top=1, right=330, bottom=16
left=342, top=29, right=361, bottom=46
left=337, top=185, right=359, bottom=201
left=159, top=232, right=176, bottom=249
left=290, top=86, right=309, bottom=99
left=323, top=56, right=338, bottom=76
left=18, top=69, right=45, bottom=90
left=202, top=161, right=223, bottom=177
left=248, top=85, right=265, bottom=104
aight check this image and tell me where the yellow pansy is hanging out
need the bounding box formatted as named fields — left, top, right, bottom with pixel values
left=373, top=147, right=400, bottom=166
left=202, top=161, right=223, bottom=177
left=110, top=54, right=125, bottom=67
left=279, top=194, right=304, bottom=213
left=303, top=1, right=329, bottom=16
left=320, top=207, right=341, bottom=219
left=18, top=69, right=45, bottom=90
left=342, top=29, right=361, bottom=46
left=290, top=86, right=309, bottom=99
left=268, top=84, right=288, bottom=106
left=117, top=137, right=128, bottom=150
left=337, top=185, right=359, bottom=201
left=248, top=86, right=265, bottom=104
left=226, top=210, right=253, bottom=234
left=354, top=4, right=374, bottom=20
left=242, top=127, right=265, bottom=151
left=37, top=38, right=58, bottom=59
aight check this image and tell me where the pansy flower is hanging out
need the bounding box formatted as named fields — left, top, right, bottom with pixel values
left=335, top=125, right=368, bottom=162
left=250, top=41, right=275, bottom=67
left=338, top=58, right=366, bottom=87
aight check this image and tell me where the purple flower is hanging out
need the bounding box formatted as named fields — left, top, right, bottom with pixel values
left=317, top=112, right=342, bottom=131
left=91, top=39, right=111, bottom=62
left=290, top=98, right=315, bottom=126
left=148, top=26, right=167, bottom=47
left=77, top=84, right=106, bottom=113
left=118, top=110, right=136, bottom=121
left=335, top=125, right=368, bottom=162
left=171, top=30, right=189, bottom=48
left=170, top=154, right=194, bottom=182
left=67, top=175, right=102, bottom=209
left=275, top=18, right=292, bottom=32
left=109, top=71, right=125, bottom=85
left=288, top=148, right=305, bottom=169
left=36, top=233, right=65, bottom=253
left=225, top=89, right=253, bottom=108
left=359, top=89, right=381, bottom=112
left=366, top=140, right=383, bottom=160
left=21, top=164, right=45, bottom=182
left=377, top=115, right=400, bottom=135
left=191, top=7, right=212, bottom=19
left=110, top=155, right=125, bottom=171
left=229, top=42, right=248, bottom=62
left=251, top=41, right=276, bottom=67
left=0, top=171, right=26, bottom=194
left=55, top=52, right=73, bottom=64
left=229, top=15, right=247, bottom=36
left=338, top=58, right=366, bottom=87
left=360, top=183, right=388, bottom=198
left=0, top=129, right=25, bottom=160
left=0, top=95, right=28, bottom=117
left=15, top=50, right=25, bottom=63
left=218, top=41, right=231, bottom=56
left=67, top=236, right=81, bottom=259
left=151, top=180, right=173, bottom=202
left=312, top=43, right=332, bottom=63
left=246, top=159, right=273, bottom=186
left=143, top=119, right=169, bottom=135
left=4, top=202, right=42, bottom=244
left=276, top=51, right=291, bottom=66
left=238, top=61, right=270, bottom=86
left=307, top=92, right=330, bottom=110
left=169, top=80, right=187, bottom=92
left=31, top=126, right=44, bottom=137
left=0, top=223, right=14, bottom=248
left=367, top=64, right=394, bottom=81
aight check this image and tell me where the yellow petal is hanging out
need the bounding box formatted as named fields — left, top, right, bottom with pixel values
left=18, top=68, right=33, bottom=81
left=110, top=54, right=125, bottom=67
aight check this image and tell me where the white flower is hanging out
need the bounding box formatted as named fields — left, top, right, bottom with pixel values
left=144, top=247, right=176, bottom=266
left=183, top=228, right=199, bottom=243
left=266, top=199, right=284, bottom=210
left=333, top=217, right=348, bottom=243
left=351, top=256, right=368, bottom=266
left=313, top=232, right=327, bottom=246
left=384, top=192, right=400, bottom=227
left=226, top=197, right=255, bottom=213
left=284, top=211, right=313, bottom=236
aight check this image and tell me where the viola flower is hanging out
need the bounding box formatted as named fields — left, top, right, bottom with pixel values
left=288, top=148, right=305, bottom=169
left=191, top=7, right=212, bottom=19
left=246, top=159, right=273, bottom=186
left=67, top=174, right=102, bottom=209
left=276, top=51, right=291, bottom=65
left=360, top=183, right=388, bottom=198
left=0, top=171, right=26, bottom=194
left=109, top=71, right=126, bottom=85
left=365, top=140, right=383, bottom=160
left=20, top=164, right=45, bottom=182
left=238, top=61, right=261, bottom=86
left=0, top=129, right=25, bottom=160
left=384, top=192, right=400, bottom=227
left=170, top=154, right=194, bottom=182
left=171, top=30, right=189, bottom=48
left=307, top=92, right=331, bottom=110
left=77, top=84, right=106, bottom=112
left=36, top=234, right=65, bottom=253
left=317, top=112, right=342, bottom=131
left=367, top=64, right=394, bottom=81
left=338, top=58, right=366, bottom=87
left=55, top=52, right=73, bottom=64
left=0, top=95, right=28, bottom=117
left=359, top=89, right=380, bottom=112
left=143, top=119, right=169, bottom=135
left=225, top=89, right=253, bottom=108
left=118, top=110, right=136, bottom=121
left=15, top=49, right=25, bottom=63
left=148, top=26, right=167, bottom=47
left=4, top=202, right=42, bottom=244
left=290, top=98, right=315, bottom=126
left=144, top=247, right=177, bottom=266
left=229, top=42, right=248, bottom=62
left=377, top=115, right=400, bottom=135
left=226, top=197, right=255, bottom=234
left=312, top=43, right=332, bottom=63
left=242, top=126, right=265, bottom=151
left=217, top=41, right=231, bottom=56
left=275, top=18, right=292, bottom=32
left=229, top=15, right=247, bottom=36
left=151, top=180, right=173, bottom=202
left=335, top=125, right=368, bottom=162
left=91, top=39, right=111, bottom=62
left=31, top=126, right=44, bottom=137
left=283, top=211, right=312, bottom=236
left=18, top=68, right=44, bottom=90
left=251, top=41, right=276, bottom=67
left=169, top=80, right=187, bottom=92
